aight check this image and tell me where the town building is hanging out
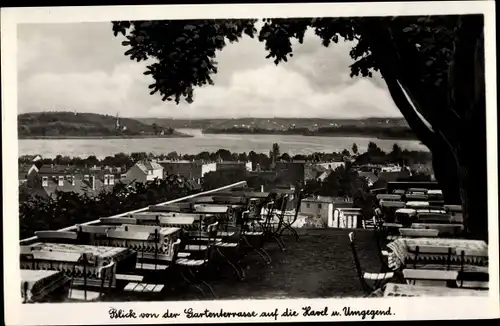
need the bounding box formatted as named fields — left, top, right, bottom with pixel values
left=299, top=196, right=353, bottom=220
left=125, top=160, right=164, bottom=183
left=19, top=164, right=123, bottom=200
left=18, top=164, right=39, bottom=185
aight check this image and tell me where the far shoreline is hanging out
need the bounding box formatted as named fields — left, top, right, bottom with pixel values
left=201, top=131, right=419, bottom=141
left=18, top=134, right=194, bottom=140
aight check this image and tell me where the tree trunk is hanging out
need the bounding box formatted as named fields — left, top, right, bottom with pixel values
left=431, top=148, right=461, bottom=204
left=447, top=15, right=487, bottom=241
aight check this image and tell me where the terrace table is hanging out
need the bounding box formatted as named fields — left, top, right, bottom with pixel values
left=20, top=243, right=136, bottom=279
left=21, top=269, right=71, bottom=303
left=386, top=238, right=488, bottom=271
left=383, top=283, right=488, bottom=297
left=104, top=227, right=182, bottom=255
left=133, top=212, right=197, bottom=230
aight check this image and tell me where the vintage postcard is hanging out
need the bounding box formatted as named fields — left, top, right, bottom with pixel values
left=1, top=1, right=499, bottom=325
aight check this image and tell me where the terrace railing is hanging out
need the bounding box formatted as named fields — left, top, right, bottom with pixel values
left=20, top=181, right=247, bottom=245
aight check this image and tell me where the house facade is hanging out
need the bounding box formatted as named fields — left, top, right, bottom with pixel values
left=299, top=196, right=354, bottom=220
left=125, top=161, right=163, bottom=183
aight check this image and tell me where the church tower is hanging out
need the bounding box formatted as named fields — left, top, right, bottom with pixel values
left=115, top=113, right=120, bottom=130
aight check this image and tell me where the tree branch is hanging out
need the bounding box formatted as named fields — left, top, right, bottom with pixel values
left=381, top=71, right=436, bottom=149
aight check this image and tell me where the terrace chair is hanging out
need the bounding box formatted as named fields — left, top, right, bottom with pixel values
left=34, top=231, right=80, bottom=244
left=348, top=232, right=397, bottom=297
left=278, top=190, right=303, bottom=242
left=175, top=223, right=218, bottom=298
left=184, top=212, right=244, bottom=281
left=123, top=239, right=181, bottom=297
left=409, top=245, right=454, bottom=270
left=371, top=218, right=394, bottom=272
left=258, top=199, right=287, bottom=251
left=239, top=210, right=271, bottom=265
left=67, top=254, right=115, bottom=302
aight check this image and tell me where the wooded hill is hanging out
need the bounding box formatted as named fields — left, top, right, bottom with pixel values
left=18, top=112, right=175, bottom=138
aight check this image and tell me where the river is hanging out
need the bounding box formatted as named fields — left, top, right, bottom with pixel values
left=18, top=129, right=429, bottom=158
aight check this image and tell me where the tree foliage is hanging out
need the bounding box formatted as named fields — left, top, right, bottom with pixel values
left=19, top=176, right=198, bottom=239
left=112, top=16, right=486, bottom=239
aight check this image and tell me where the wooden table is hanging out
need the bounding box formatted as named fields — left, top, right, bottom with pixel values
left=20, top=243, right=136, bottom=279
left=105, top=227, right=182, bottom=255
left=383, top=283, right=488, bottom=297
left=387, top=238, right=488, bottom=270
left=21, top=269, right=71, bottom=303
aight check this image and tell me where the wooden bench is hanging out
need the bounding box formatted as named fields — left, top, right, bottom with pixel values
left=403, top=269, right=458, bottom=287
left=399, top=228, right=439, bottom=238
left=137, top=252, right=190, bottom=261
left=135, top=262, right=169, bottom=271
left=99, top=217, right=137, bottom=225
left=34, top=231, right=78, bottom=241
left=123, top=282, right=164, bottom=293
left=115, top=274, right=144, bottom=282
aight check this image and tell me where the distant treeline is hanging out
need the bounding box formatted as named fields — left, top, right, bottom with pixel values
left=20, top=141, right=431, bottom=172
left=203, top=125, right=417, bottom=140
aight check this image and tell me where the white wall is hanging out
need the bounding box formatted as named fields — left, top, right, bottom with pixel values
left=201, top=163, right=217, bottom=177
left=126, top=165, right=147, bottom=183
left=146, top=168, right=163, bottom=181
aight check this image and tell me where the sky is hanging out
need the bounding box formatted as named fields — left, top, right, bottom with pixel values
left=17, top=22, right=402, bottom=119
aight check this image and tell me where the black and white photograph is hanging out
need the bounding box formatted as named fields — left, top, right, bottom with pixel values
left=2, top=1, right=499, bottom=324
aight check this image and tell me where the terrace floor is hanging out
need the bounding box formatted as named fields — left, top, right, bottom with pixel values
left=104, top=228, right=382, bottom=301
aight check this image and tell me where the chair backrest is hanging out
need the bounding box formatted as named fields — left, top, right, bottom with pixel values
left=348, top=232, right=372, bottom=292
left=170, top=238, right=182, bottom=262
left=410, top=245, right=454, bottom=270
left=98, top=260, right=116, bottom=291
